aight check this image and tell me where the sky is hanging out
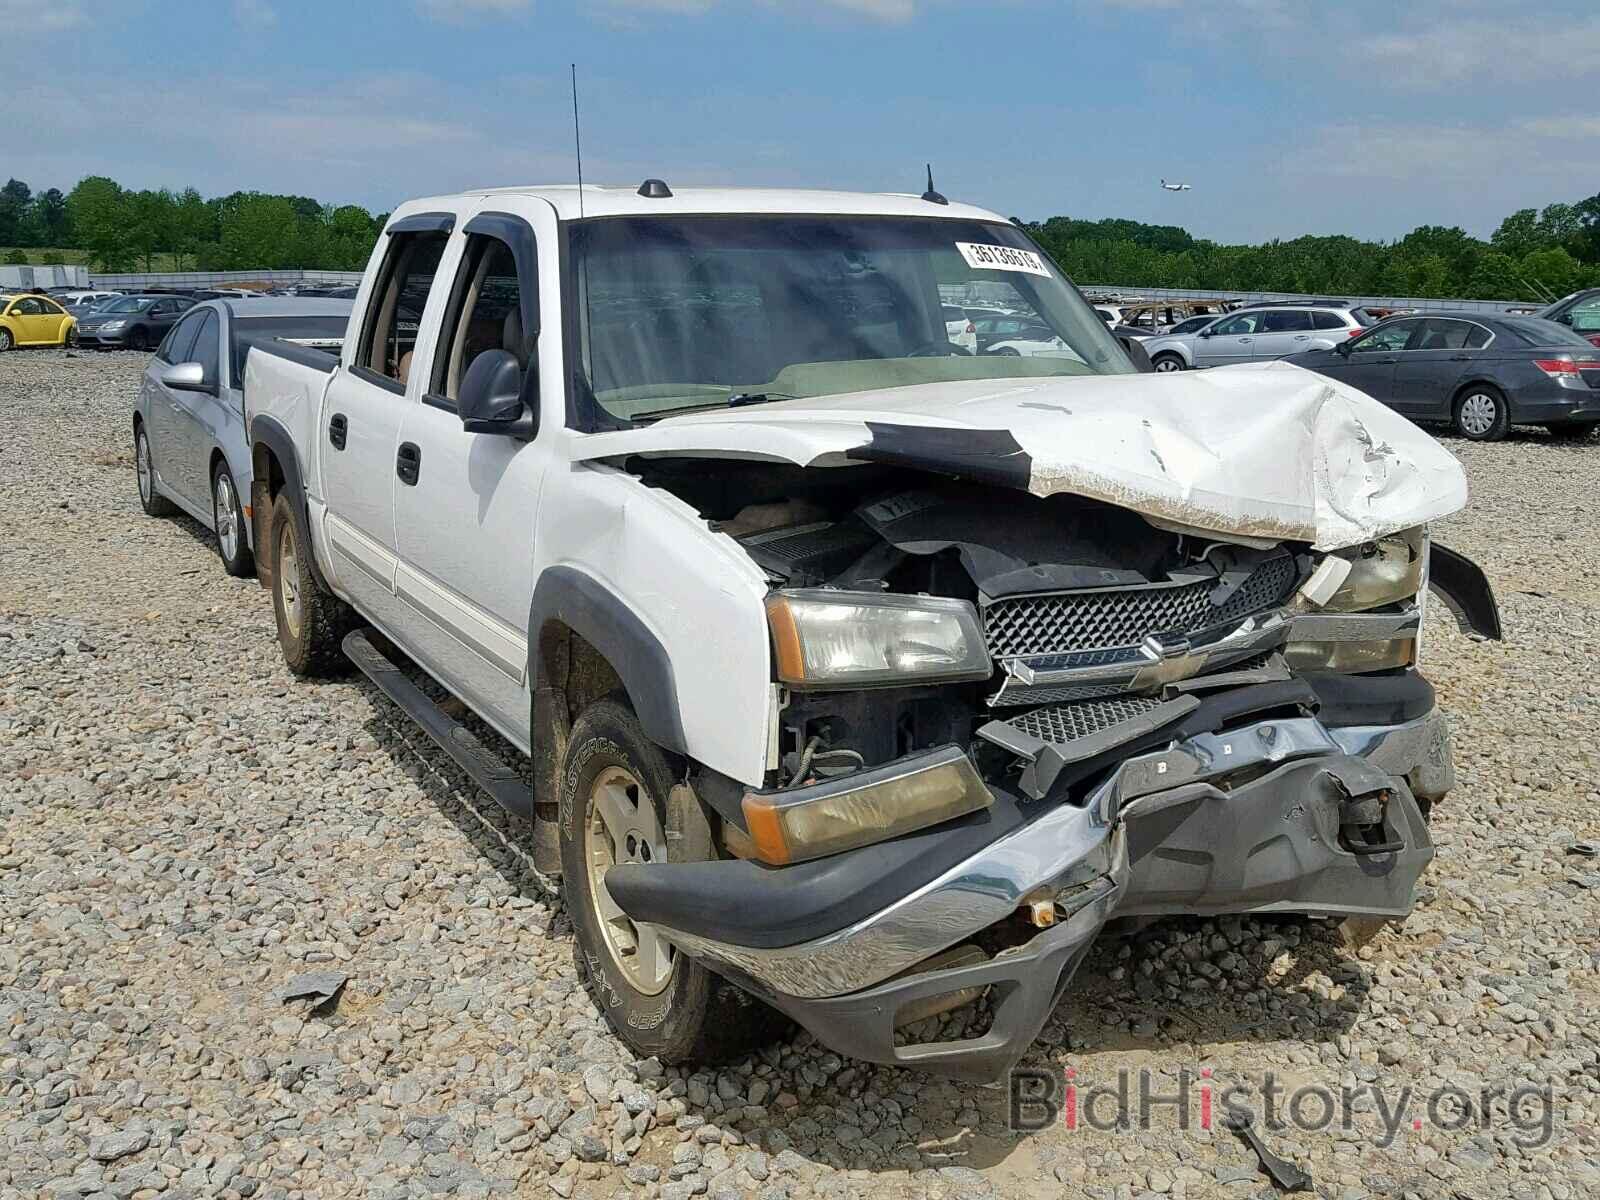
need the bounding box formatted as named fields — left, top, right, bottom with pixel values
left=9, top=0, right=1599, bottom=244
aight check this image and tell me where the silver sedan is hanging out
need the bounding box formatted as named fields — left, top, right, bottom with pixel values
left=134, top=298, right=350, bottom=576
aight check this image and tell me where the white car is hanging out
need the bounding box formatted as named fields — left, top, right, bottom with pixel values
left=1143, top=305, right=1364, bottom=371
left=241, top=182, right=1495, bottom=1085
left=942, top=304, right=977, bottom=352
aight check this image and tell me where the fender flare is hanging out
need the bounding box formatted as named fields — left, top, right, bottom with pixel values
left=1428, top=543, right=1502, bottom=641
left=249, top=414, right=333, bottom=594
left=528, top=566, right=688, bottom=755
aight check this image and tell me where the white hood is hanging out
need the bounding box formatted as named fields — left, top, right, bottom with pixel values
left=570, top=361, right=1468, bottom=551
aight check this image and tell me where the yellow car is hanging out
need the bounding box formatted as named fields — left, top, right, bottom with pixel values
left=0, top=293, right=78, bottom=351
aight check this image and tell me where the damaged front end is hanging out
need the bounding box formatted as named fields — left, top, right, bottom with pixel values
left=605, top=456, right=1498, bottom=1082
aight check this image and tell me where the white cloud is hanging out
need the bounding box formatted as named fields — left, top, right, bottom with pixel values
left=11, top=3, right=85, bottom=34
left=1356, top=17, right=1600, bottom=86
left=417, top=0, right=532, bottom=20
left=235, top=0, right=279, bottom=29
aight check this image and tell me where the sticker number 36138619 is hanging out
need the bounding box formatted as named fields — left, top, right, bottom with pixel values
left=956, top=242, right=1051, bottom=277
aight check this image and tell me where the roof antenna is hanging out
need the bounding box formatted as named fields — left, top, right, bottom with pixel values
left=921, top=163, right=948, bottom=206
left=571, top=63, right=585, bottom=219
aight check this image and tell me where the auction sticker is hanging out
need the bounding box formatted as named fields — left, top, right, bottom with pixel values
left=956, top=242, right=1051, bottom=277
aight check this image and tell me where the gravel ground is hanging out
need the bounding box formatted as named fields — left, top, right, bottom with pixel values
left=2, top=348, right=1597, bottom=1200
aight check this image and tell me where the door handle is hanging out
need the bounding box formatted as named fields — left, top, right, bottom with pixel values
left=1238, top=337, right=1252, bottom=343
left=328, top=413, right=348, bottom=450
left=396, top=442, right=421, bottom=486
left=1292, top=334, right=1310, bottom=340
left=1450, top=354, right=1470, bottom=360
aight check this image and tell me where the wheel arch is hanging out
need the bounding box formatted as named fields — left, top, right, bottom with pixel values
left=248, top=414, right=326, bottom=594
left=1451, top=376, right=1508, bottom=411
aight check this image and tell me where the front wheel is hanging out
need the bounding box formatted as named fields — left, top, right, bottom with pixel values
left=1152, top=353, right=1185, bottom=372
left=135, top=425, right=176, bottom=517
left=0, top=327, right=13, bottom=353
left=560, top=697, right=787, bottom=1064
left=1454, top=386, right=1509, bottom=441
left=269, top=492, right=354, bottom=676
left=127, top=327, right=149, bottom=352
left=212, top=464, right=255, bottom=578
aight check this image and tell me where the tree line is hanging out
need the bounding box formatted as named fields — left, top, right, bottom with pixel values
left=6, top=173, right=1600, bottom=301
left=0, top=177, right=386, bottom=273
left=1023, top=195, right=1600, bottom=302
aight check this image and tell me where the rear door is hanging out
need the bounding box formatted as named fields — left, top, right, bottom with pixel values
left=1254, top=309, right=1316, bottom=360
left=1194, top=310, right=1263, bottom=366
left=319, top=218, right=452, bottom=622
left=1391, top=318, right=1488, bottom=418
left=392, top=205, right=551, bottom=740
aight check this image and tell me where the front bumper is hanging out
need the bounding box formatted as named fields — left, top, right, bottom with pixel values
left=624, top=702, right=1450, bottom=1081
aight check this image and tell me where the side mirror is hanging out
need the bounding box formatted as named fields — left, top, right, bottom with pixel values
left=1118, top=334, right=1154, bottom=373
left=1197, top=329, right=1213, bottom=338
left=459, top=348, right=534, bottom=437
left=160, top=362, right=213, bottom=393
left=1335, top=339, right=1353, bottom=357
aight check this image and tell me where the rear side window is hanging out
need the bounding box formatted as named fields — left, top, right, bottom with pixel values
left=1261, top=310, right=1313, bottom=333
left=1311, top=310, right=1348, bottom=331
left=358, top=230, right=449, bottom=388
left=1464, top=325, right=1491, bottom=349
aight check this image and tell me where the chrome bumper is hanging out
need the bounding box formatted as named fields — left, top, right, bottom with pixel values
left=654, top=706, right=1450, bottom=1002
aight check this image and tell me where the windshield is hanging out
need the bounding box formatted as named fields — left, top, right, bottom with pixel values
left=104, top=297, right=154, bottom=313
left=566, top=214, right=1132, bottom=425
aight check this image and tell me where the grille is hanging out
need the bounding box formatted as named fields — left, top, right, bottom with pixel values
left=983, top=554, right=1297, bottom=659
left=1006, top=696, right=1164, bottom=746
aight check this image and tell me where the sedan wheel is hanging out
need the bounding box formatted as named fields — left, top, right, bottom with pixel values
left=1455, top=388, right=1508, bottom=441
left=1153, top=354, right=1185, bottom=373
left=135, top=427, right=176, bottom=517
left=212, top=467, right=255, bottom=577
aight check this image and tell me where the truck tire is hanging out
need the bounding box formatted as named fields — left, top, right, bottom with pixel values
left=560, top=696, right=788, bottom=1064
left=269, top=492, right=354, bottom=677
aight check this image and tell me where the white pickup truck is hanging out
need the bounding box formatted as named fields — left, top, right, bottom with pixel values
left=243, top=182, right=1500, bottom=1081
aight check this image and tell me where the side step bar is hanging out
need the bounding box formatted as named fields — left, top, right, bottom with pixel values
left=343, top=630, right=534, bottom=821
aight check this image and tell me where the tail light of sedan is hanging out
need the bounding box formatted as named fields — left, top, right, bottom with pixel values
left=1534, top=357, right=1600, bottom=389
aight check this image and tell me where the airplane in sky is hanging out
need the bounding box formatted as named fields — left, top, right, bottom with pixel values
left=1160, top=179, right=1192, bottom=192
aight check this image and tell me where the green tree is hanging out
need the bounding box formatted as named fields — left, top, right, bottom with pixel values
left=1465, top=251, right=1522, bottom=299
left=125, top=189, right=178, bottom=270
left=66, top=176, right=134, bottom=271
left=0, top=179, right=31, bottom=247
left=218, top=193, right=298, bottom=269
left=1491, top=208, right=1545, bottom=260
left=172, top=188, right=214, bottom=270
left=1519, top=247, right=1582, bottom=297
left=4, top=248, right=27, bottom=265
left=28, top=188, right=70, bottom=246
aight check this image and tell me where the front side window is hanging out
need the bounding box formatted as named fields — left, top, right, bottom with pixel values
left=157, top=309, right=207, bottom=364
left=565, top=215, right=1131, bottom=426
left=358, top=230, right=448, bottom=386
left=16, top=298, right=44, bottom=316
left=430, top=235, right=526, bottom=406
left=1351, top=321, right=1419, bottom=353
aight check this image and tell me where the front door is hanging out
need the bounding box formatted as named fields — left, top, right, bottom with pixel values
left=144, top=308, right=209, bottom=506
left=1391, top=318, right=1485, bottom=418
left=1326, top=319, right=1422, bottom=405
left=393, top=211, right=547, bottom=742
left=169, top=310, right=222, bottom=505
left=319, top=226, right=450, bottom=620
left=1194, top=310, right=1264, bottom=366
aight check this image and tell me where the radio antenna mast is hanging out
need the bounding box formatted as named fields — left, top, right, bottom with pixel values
left=571, top=63, right=585, bottom=218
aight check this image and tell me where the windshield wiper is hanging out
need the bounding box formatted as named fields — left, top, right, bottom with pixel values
left=725, top=391, right=796, bottom=407
left=638, top=391, right=798, bottom=422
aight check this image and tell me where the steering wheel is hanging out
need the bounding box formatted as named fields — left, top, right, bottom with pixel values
left=905, top=340, right=973, bottom=358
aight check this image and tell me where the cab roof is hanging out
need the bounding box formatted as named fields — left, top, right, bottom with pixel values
left=390, top=184, right=1009, bottom=226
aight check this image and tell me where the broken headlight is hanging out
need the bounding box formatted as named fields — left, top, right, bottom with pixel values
left=765, top=589, right=992, bottom=689
left=1287, top=527, right=1425, bottom=672
left=1319, top=527, right=1427, bottom=612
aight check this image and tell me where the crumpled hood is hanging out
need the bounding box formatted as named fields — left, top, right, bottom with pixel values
left=571, top=361, right=1468, bottom=550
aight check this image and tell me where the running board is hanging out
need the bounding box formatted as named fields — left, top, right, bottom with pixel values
left=343, top=630, right=534, bottom=821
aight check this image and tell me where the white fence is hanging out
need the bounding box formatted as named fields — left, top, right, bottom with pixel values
left=1, top=264, right=90, bottom=290
left=1072, top=283, right=1543, bottom=316
left=89, top=268, right=365, bottom=290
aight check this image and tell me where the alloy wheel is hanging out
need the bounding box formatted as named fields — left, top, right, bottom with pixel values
left=583, top=766, right=675, bottom=995
left=136, top=432, right=153, bottom=505
left=215, top=474, right=241, bottom=563
left=277, top=521, right=303, bottom=639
